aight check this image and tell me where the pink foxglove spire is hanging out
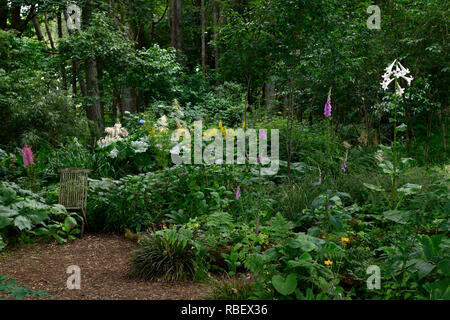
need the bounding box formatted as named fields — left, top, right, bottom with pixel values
left=22, top=144, right=34, bottom=168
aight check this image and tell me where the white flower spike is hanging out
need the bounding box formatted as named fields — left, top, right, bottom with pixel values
left=380, top=60, right=413, bottom=95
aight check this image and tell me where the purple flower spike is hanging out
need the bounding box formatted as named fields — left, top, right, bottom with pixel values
left=22, top=144, right=34, bottom=168
left=318, top=177, right=322, bottom=184
left=328, top=204, right=332, bottom=210
left=259, top=129, right=267, bottom=140
left=341, top=161, right=347, bottom=172
left=236, top=187, right=241, bottom=200
left=324, top=98, right=332, bottom=117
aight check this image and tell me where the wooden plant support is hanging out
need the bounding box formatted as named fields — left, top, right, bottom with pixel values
left=58, top=168, right=90, bottom=236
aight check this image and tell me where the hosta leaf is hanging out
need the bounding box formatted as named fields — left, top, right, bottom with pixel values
left=409, top=259, right=435, bottom=279
left=52, top=234, right=66, bottom=244
left=0, top=235, right=6, bottom=250
left=379, top=160, right=394, bottom=174
left=421, top=235, right=434, bottom=260
left=14, top=216, right=32, bottom=231
left=329, top=215, right=343, bottom=231
left=396, top=123, right=407, bottom=132
left=363, top=183, right=383, bottom=192
left=64, top=216, right=78, bottom=230
left=311, top=194, right=326, bottom=210
left=49, top=204, right=68, bottom=215
left=378, top=144, right=391, bottom=152
left=398, top=183, right=422, bottom=195
left=0, top=205, right=19, bottom=218
left=383, top=210, right=410, bottom=224
left=0, top=188, right=16, bottom=205
left=0, top=216, right=13, bottom=229
left=28, top=211, right=49, bottom=225
left=288, top=237, right=317, bottom=252
left=272, top=273, right=297, bottom=296
left=437, top=259, right=450, bottom=276
left=329, top=196, right=342, bottom=207
left=400, top=157, right=414, bottom=164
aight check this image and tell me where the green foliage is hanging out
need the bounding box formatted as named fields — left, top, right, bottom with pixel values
left=0, top=30, right=85, bottom=150
left=1, top=0, right=448, bottom=302
left=244, top=233, right=351, bottom=300
left=128, top=227, right=204, bottom=282
left=87, top=165, right=241, bottom=232
left=0, top=275, right=52, bottom=300
left=0, top=181, right=81, bottom=248
left=210, top=274, right=253, bottom=300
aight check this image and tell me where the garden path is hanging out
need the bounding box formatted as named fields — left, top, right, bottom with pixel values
left=0, top=234, right=211, bottom=300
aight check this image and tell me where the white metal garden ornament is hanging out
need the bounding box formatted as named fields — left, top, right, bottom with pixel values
left=380, top=59, right=413, bottom=96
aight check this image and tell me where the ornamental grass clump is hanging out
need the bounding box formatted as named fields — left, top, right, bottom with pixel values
left=128, top=228, right=199, bottom=282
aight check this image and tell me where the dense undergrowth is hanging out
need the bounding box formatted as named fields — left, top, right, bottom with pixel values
left=1, top=110, right=448, bottom=300
left=0, top=0, right=448, bottom=300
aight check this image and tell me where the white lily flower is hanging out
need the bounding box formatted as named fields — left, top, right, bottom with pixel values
left=394, top=65, right=405, bottom=78
left=396, top=82, right=404, bottom=96
left=381, top=78, right=394, bottom=90
left=405, top=76, right=413, bottom=86
left=385, top=59, right=397, bottom=74
left=397, top=61, right=410, bottom=75
left=380, top=60, right=413, bottom=96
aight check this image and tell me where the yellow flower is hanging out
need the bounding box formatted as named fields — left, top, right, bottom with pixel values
left=190, top=246, right=195, bottom=250
left=324, top=259, right=333, bottom=265
left=219, top=120, right=223, bottom=129
left=341, top=237, right=350, bottom=243
left=151, top=127, right=156, bottom=135
left=204, top=128, right=218, bottom=139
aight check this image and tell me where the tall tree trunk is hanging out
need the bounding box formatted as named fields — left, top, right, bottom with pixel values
left=97, top=60, right=106, bottom=119
left=440, top=105, right=447, bottom=152
left=32, top=16, right=45, bottom=41
left=265, top=80, right=275, bottom=110
left=82, top=0, right=104, bottom=137
left=362, top=97, right=370, bottom=147
left=57, top=10, right=67, bottom=90
left=64, top=9, right=86, bottom=97
left=200, top=0, right=206, bottom=74
left=121, top=22, right=136, bottom=113
left=44, top=13, right=55, bottom=52
left=286, top=76, right=295, bottom=180
left=150, top=0, right=168, bottom=43
left=110, top=1, right=137, bottom=114
left=0, top=0, right=7, bottom=30
left=425, top=113, right=432, bottom=158
left=213, top=0, right=219, bottom=70
left=13, top=4, right=36, bottom=36
left=171, top=0, right=183, bottom=51
left=11, top=4, right=21, bottom=31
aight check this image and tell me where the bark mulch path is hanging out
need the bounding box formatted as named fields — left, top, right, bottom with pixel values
left=0, top=234, right=212, bottom=300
